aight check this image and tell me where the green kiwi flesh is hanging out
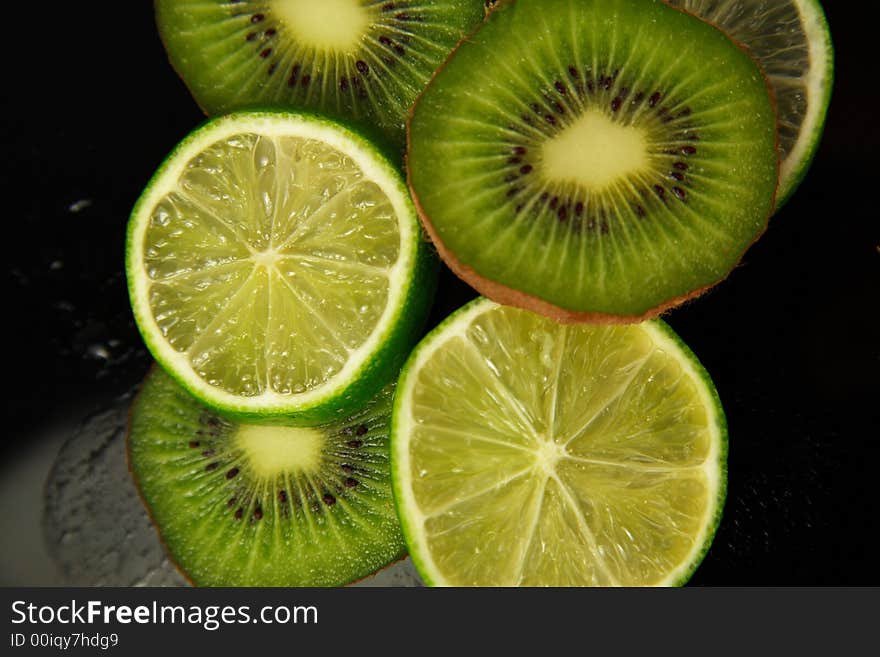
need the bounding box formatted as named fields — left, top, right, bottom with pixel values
left=407, top=0, right=779, bottom=320
left=155, top=0, right=488, bottom=153
left=128, top=366, right=405, bottom=586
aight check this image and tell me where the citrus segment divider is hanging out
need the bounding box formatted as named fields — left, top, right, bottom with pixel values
left=392, top=298, right=727, bottom=586
left=126, top=111, right=434, bottom=423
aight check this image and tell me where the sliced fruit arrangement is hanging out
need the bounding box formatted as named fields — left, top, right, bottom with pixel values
left=408, top=0, right=778, bottom=321
left=665, top=0, right=834, bottom=206
left=392, top=298, right=727, bottom=586
left=126, top=110, right=435, bottom=424
left=155, top=0, right=489, bottom=151
left=129, top=366, right=405, bottom=586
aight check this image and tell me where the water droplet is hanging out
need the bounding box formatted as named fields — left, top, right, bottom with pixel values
left=68, top=199, right=93, bottom=214
left=87, top=344, right=110, bottom=361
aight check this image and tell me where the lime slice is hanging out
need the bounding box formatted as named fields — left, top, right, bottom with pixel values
left=126, top=111, right=434, bottom=423
left=666, top=0, right=834, bottom=205
left=392, top=298, right=727, bottom=586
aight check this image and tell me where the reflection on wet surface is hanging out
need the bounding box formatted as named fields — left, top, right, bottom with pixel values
left=42, top=392, right=187, bottom=586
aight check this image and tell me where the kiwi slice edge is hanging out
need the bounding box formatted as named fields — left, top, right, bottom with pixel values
left=406, top=0, right=780, bottom=322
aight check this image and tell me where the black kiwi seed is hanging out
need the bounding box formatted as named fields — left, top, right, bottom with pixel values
left=287, top=63, right=300, bottom=87
left=129, top=369, right=404, bottom=586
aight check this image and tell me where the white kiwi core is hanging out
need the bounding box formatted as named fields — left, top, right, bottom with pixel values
left=541, top=110, right=649, bottom=191
left=235, top=424, right=324, bottom=477
left=272, top=0, right=370, bottom=53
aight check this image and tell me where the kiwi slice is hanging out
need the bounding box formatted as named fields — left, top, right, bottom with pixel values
left=155, top=0, right=488, bottom=152
left=128, top=366, right=404, bottom=586
left=407, top=0, right=779, bottom=321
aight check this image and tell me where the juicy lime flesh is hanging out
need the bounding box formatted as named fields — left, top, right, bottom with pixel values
left=155, top=0, right=487, bottom=147
left=129, top=368, right=404, bottom=587
left=396, top=300, right=724, bottom=586
left=408, top=0, right=778, bottom=316
left=143, top=132, right=399, bottom=399
left=666, top=0, right=833, bottom=202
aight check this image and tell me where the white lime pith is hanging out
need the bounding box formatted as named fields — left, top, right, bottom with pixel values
left=392, top=298, right=727, bottom=587
left=127, top=111, right=429, bottom=420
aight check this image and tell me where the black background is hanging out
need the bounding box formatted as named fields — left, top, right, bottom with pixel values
left=3, top=3, right=877, bottom=585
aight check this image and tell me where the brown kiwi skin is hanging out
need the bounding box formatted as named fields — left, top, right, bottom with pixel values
left=405, top=0, right=780, bottom=325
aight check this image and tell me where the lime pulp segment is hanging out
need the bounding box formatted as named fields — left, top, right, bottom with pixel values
left=127, top=112, right=425, bottom=418
left=392, top=299, right=727, bottom=586
left=666, top=0, right=834, bottom=204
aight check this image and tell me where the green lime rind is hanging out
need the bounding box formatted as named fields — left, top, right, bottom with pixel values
left=665, top=0, right=834, bottom=208
left=391, top=297, right=728, bottom=587
left=648, top=319, right=728, bottom=587
left=128, top=366, right=407, bottom=586
left=126, top=109, right=437, bottom=425
left=774, top=0, right=834, bottom=207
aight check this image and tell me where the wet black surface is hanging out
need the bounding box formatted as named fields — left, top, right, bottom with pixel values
left=4, top=4, right=878, bottom=584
